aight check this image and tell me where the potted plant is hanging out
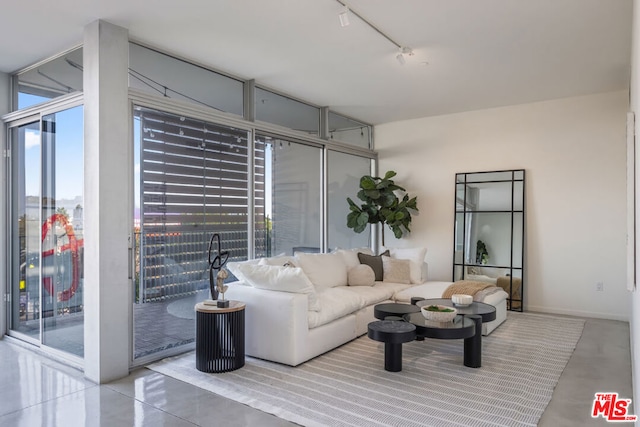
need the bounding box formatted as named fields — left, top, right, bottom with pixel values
left=476, top=240, right=489, bottom=265
left=346, top=170, right=418, bottom=245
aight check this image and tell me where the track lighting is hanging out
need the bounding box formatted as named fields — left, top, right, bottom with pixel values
left=396, top=46, right=414, bottom=65
left=338, top=6, right=350, bottom=27
left=334, top=0, right=416, bottom=66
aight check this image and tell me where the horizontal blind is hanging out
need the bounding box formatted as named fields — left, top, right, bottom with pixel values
left=136, top=107, right=258, bottom=302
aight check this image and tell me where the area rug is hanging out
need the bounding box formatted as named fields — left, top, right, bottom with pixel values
left=148, top=312, right=585, bottom=427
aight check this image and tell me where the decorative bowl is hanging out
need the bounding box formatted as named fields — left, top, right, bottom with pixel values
left=420, top=304, right=457, bottom=322
left=451, top=294, right=473, bottom=307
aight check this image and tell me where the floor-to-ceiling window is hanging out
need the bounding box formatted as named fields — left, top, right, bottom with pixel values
left=327, top=151, right=372, bottom=250
left=133, top=105, right=253, bottom=360
left=8, top=103, right=84, bottom=358
left=255, top=134, right=322, bottom=257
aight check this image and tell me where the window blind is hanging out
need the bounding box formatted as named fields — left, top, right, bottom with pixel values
left=136, top=107, right=257, bottom=301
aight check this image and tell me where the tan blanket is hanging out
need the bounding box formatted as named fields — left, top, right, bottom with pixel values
left=442, top=280, right=496, bottom=298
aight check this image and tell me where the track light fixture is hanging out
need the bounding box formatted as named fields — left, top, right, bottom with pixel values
left=338, top=6, right=349, bottom=27
left=334, top=0, right=414, bottom=65
left=396, top=46, right=414, bottom=65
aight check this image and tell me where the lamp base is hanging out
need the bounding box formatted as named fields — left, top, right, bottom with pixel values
left=217, top=300, right=230, bottom=308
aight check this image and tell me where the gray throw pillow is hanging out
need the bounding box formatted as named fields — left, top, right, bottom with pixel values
left=357, top=250, right=390, bottom=281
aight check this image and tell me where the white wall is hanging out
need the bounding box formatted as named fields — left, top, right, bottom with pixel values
left=376, top=90, right=629, bottom=321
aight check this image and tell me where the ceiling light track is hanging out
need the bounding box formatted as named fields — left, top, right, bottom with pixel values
left=335, top=0, right=413, bottom=64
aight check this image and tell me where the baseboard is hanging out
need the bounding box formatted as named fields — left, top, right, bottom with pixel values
left=525, top=305, right=629, bottom=322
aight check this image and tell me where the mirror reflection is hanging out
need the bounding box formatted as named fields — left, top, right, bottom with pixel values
left=453, top=170, right=525, bottom=311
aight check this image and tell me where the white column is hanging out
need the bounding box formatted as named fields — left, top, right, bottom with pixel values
left=83, top=20, right=131, bottom=383
left=0, top=71, right=9, bottom=339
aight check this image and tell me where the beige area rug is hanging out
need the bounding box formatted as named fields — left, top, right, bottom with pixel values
left=148, top=312, right=585, bottom=427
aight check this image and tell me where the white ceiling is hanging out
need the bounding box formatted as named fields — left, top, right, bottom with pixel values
left=0, top=0, right=633, bottom=125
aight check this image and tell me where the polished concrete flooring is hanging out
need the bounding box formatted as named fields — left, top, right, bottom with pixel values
left=0, top=316, right=633, bottom=426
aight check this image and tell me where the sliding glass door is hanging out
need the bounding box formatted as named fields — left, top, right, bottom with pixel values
left=133, top=106, right=252, bottom=361
left=8, top=105, right=85, bottom=358
left=10, top=121, right=41, bottom=342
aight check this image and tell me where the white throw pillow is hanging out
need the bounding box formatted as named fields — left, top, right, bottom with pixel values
left=258, top=256, right=297, bottom=267
left=226, top=259, right=261, bottom=282
left=295, top=252, right=348, bottom=289
left=382, top=256, right=411, bottom=284
left=388, top=246, right=428, bottom=284
left=235, top=263, right=320, bottom=311
left=348, top=264, right=375, bottom=286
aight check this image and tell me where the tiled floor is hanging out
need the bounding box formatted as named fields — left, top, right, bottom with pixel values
left=0, top=316, right=633, bottom=426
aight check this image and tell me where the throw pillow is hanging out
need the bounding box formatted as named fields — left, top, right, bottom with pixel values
left=388, top=247, right=427, bottom=284
left=295, top=252, right=348, bottom=289
left=381, top=256, right=411, bottom=284
left=235, top=263, right=320, bottom=311
left=258, top=255, right=297, bottom=267
left=347, top=264, right=375, bottom=286
left=226, top=258, right=261, bottom=282
left=357, top=250, right=390, bottom=281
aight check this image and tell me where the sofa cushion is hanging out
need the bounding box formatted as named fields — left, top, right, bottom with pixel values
left=307, top=287, right=365, bottom=329
left=393, top=281, right=454, bottom=303
left=388, top=247, right=427, bottom=284
left=357, top=250, right=390, bottom=281
left=235, top=263, right=320, bottom=311
left=296, top=252, right=348, bottom=289
left=348, top=264, right=375, bottom=286
left=336, top=283, right=393, bottom=306
left=382, top=256, right=411, bottom=284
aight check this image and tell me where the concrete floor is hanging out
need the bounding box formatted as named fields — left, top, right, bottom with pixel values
left=0, top=316, right=633, bottom=426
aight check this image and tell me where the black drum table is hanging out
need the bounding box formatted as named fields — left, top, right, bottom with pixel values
left=195, top=300, right=245, bottom=373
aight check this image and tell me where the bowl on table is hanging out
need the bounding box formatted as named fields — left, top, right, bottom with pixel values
left=451, top=294, right=473, bottom=307
left=420, top=304, right=457, bottom=322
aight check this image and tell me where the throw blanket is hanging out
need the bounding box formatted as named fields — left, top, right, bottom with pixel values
left=442, top=280, right=496, bottom=298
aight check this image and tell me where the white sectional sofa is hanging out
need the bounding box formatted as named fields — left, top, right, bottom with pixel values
left=224, top=248, right=508, bottom=366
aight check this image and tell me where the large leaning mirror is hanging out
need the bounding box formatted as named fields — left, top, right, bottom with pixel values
left=453, top=170, right=525, bottom=311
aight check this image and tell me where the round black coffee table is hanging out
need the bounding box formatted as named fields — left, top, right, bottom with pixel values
left=403, top=312, right=483, bottom=368
left=367, top=320, right=416, bottom=372
left=374, top=303, right=420, bottom=320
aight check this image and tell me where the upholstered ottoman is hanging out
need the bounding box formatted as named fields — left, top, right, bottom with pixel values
left=394, top=281, right=508, bottom=335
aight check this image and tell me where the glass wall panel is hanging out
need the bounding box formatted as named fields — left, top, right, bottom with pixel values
left=255, top=134, right=322, bottom=256
left=255, top=88, right=319, bottom=136
left=133, top=105, right=250, bottom=359
left=9, top=106, right=84, bottom=357
left=40, top=106, right=85, bottom=357
left=16, top=48, right=83, bottom=110
left=328, top=111, right=371, bottom=148
left=327, top=151, right=371, bottom=250
left=10, top=121, right=41, bottom=340
left=129, top=43, right=244, bottom=116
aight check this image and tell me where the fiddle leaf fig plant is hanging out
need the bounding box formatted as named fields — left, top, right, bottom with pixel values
left=347, top=170, right=418, bottom=242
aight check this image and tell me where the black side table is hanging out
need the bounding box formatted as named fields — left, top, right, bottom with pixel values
left=195, top=300, right=245, bottom=373
left=367, top=320, right=416, bottom=372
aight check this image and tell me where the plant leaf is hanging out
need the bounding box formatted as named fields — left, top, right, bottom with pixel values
left=360, top=176, right=376, bottom=190
left=357, top=212, right=369, bottom=226
left=383, top=170, right=397, bottom=180
left=364, top=189, right=381, bottom=200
